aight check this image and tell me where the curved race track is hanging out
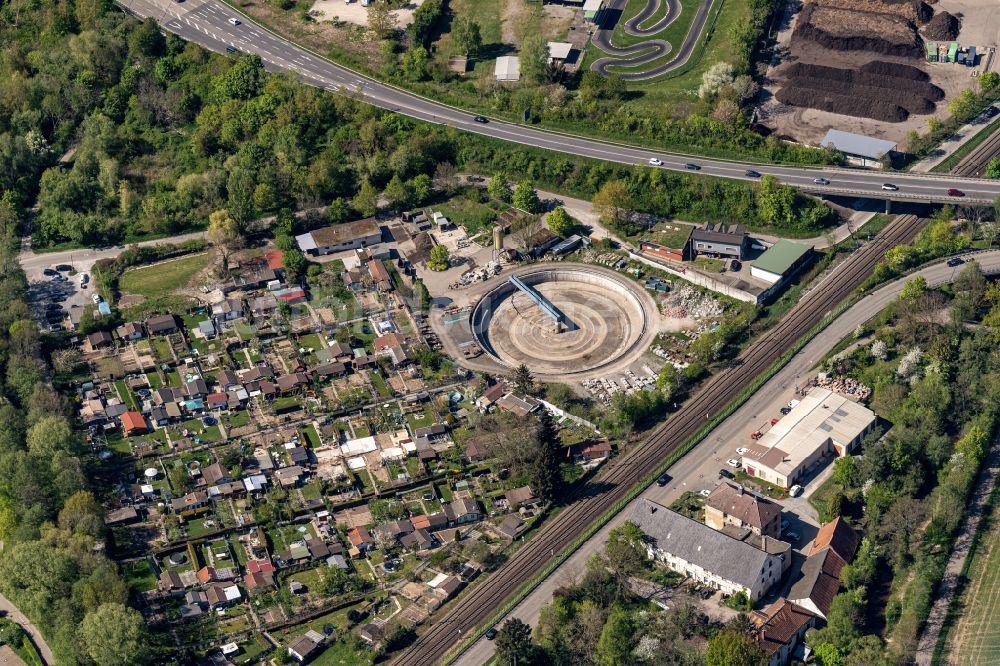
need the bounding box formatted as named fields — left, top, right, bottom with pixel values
left=591, top=0, right=716, bottom=80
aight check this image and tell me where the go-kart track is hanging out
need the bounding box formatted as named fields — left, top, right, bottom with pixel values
left=591, top=0, right=717, bottom=80
left=469, top=266, right=657, bottom=379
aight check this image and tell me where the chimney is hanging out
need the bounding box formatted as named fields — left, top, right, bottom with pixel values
left=649, top=504, right=656, bottom=514
left=761, top=534, right=768, bottom=552
left=737, top=485, right=744, bottom=495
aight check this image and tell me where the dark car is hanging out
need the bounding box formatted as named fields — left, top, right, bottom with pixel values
left=780, top=406, right=792, bottom=415
left=744, top=170, right=761, bottom=178
left=986, top=107, right=999, bottom=118
left=947, top=257, right=965, bottom=267
left=42, top=268, right=58, bottom=276
left=719, top=469, right=736, bottom=480
left=730, top=260, right=742, bottom=271
left=473, top=115, right=489, bottom=124
left=947, top=188, right=965, bottom=197
left=813, top=177, right=830, bottom=185
left=226, top=46, right=239, bottom=53
left=656, top=474, right=671, bottom=487
left=54, top=264, right=73, bottom=272
left=685, top=163, right=701, bottom=170
left=485, top=628, right=498, bottom=641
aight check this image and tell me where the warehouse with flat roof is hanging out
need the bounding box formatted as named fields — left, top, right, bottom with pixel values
left=296, top=219, right=381, bottom=256
left=751, top=240, right=812, bottom=285
left=741, top=388, right=876, bottom=489
left=820, top=129, right=897, bottom=167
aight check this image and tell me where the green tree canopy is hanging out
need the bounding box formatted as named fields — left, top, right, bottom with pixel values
left=79, top=603, right=148, bottom=666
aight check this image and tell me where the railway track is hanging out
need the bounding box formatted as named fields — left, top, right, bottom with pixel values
left=951, top=122, right=1000, bottom=177
left=393, top=214, right=927, bottom=666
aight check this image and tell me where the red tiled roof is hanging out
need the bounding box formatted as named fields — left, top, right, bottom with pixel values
left=374, top=332, right=405, bottom=351
left=265, top=250, right=284, bottom=271
left=246, top=559, right=275, bottom=574
left=121, top=411, right=147, bottom=434
left=206, top=393, right=228, bottom=404
left=809, top=516, right=861, bottom=562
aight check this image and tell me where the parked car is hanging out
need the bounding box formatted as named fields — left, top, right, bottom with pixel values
left=881, top=183, right=898, bottom=191
left=685, top=163, right=701, bottom=170
left=485, top=628, right=498, bottom=641
left=79, top=273, right=89, bottom=286
left=986, top=107, right=999, bottom=118
left=648, top=158, right=663, bottom=166
left=730, top=260, right=741, bottom=271
left=947, top=257, right=965, bottom=267
left=473, top=115, right=489, bottom=124
left=656, top=474, right=671, bottom=487
left=780, top=519, right=790, bottom=531
left=54, top=264, right=73, bottom=272
left=789, top=484, right=803, bottom=497
left=813, top=177, right=830, bottom=185
left=726, top=458, right=741, bottom=468
left=699, top=489, right=712, bottom=497
left=786, top=531, right=800, bottom=541
left=780, top=406, right=791, bottom=415
left=42, top=268, right=58, bottom=276
left=719, top=469, right=735, bottom=480
left=947, top=188, right=965, bottom=197
left=92, top=294, right=101, bottom=304
left=736, top=447, right=749, bottom=455
left=744, top=170, right=760, bottom=178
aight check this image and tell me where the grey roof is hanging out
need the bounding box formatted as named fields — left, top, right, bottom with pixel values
left=690, top=222, right=746, bottom=244
left=821, top=129, right=897, bottom=160
left=629, top=499, right=773, bottom=589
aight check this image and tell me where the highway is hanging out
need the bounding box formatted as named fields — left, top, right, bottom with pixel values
left=118, top=0, right=1000, bottom=204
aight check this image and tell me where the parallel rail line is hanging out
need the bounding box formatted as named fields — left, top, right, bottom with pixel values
left=394, top=214, right=927, bottom=666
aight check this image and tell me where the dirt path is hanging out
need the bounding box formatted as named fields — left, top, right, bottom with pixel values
left=914, top=434, right=1000, bottom=665
left=0, top=591, right=56, bottom=665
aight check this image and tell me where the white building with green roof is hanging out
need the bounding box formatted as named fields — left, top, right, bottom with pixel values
left=751, top=240, right=812, bottom=285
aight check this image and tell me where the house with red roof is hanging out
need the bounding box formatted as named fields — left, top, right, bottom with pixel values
left=121, top=411, right=148, bottom=436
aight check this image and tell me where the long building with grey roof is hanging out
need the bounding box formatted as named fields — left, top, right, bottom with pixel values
left=629, top=499, right=786, bottom=602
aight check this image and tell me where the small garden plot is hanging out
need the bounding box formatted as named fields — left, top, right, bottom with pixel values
left=300, top=481, right=323, bottom=502
left=122, top=559, right=158, bottom=593
left=434, top=196, right=506, bottom=237
left=119, top=253, right=210, bottom=300
left=232, top=634, right=270, bottom=665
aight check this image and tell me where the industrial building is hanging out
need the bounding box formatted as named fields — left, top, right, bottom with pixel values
left=630, top=499, right=785, bottom=602
left=820, top=129, right=897, bottom=168
left=751, top=240, right=812, bottom=285
left=687, top=223, right=749, bottom=259
left=741, top=388, right=877, bottom=489
left=295, top=218, right=382, bottom=256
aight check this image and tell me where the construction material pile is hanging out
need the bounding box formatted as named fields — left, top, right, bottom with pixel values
left=777, top=61, right=944, bottom=122
left=794, top=3, right=923, bottom=57
left=660, top=285, right=725, bottom=320
left=812, top=0, right=931, bottom=24
left=923, top=11, right=960, bottom=40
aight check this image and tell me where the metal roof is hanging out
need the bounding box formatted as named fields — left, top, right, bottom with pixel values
left=820, top=129, right=897, bottom=159
left=494, top=56, right=520, bottom=81
left=753, top=240, right=811, bottom=276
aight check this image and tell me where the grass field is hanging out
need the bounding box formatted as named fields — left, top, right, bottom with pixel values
left=119, top=253, right=210, bottom=300
left=940, top=490, right=1000, bottom=665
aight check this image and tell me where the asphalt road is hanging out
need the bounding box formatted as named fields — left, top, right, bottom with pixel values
left=117, top=0, right=1000, bottom=204
left=591, top=0, right=717, bottom=80
left=455, top=249, right=1000, bottom=666
left=0, top=591, right=55, bottom=665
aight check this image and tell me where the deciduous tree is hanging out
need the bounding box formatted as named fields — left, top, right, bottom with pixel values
left=79, top=602, right=148, bottom=666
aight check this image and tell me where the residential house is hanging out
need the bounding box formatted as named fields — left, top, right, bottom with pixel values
left=750, top=598, right=818, bottom=666
left=477, top=384, right=505, bottom=411
left=342, top=269, right=364, bottom=291
left=808, top=517, right=861, bottom=563
left=359, top=624, right=384, bottom=645
left=400, top=528, right=434, bottom=551
left=288, top=446, right=310, bottom=466
left=205, top=392, right=228, bottom=411
left=205, top=584, right=241, bottom=609
left=274, top=465, right=305, bottom=487
left=184, top=378, right=209, bottom=399
left=328, top=342, right=354, bottom=361
left=505, top=486, right=536, bottom=508
left=295, top=218, right=382, bottom=256
left=121, top=411, right=148, bottom=436
left=787, top=547, right=847, bottom=619
left=198, top=320, right=216, bottom=339
left=687, top=223, right=749, bottom=260
left=567, top=439, right=612, bottom=465
left=265, top=250, right=285, bottom=278
left=374, top=519, right=414, bottom=543
left=249, top=295, right=278, bottom=318
left=244, top=571, right=275, bottom=594
left=212, top=298, right=244, bottom=322
left=374, top=332, right=406, bottom=352
left=202, top=462, right=230, bottom=486
left=116, top=322, right=146, bottom=341
left=105, top=506, right=139, bottom=525
left=313, top=362, right=349, bottom=381
left=496, top=393, right=541, bottom=417
left=445, top=498, right=482, bottom=525
left=287, top=633, right=323, bottom=663
left=411, top=512, right=449, bottom=532
left=347, top=527, right=374, bottom=553
left=367, top=259, right=392, bottom=292
left=704, top=483, right=782, bottom=539
left=145, top=314, right=179, bottom=335
left=159, top=571, right=184, bottom=592
left=171, top=491, right=209, bottom=513
left=462, top=436, right=491, bottom=462
left=276, top=372, right=310, bottom=394
left=413, top=423, right=448, bottom=442
left=87, top=330, right=113, bottom=350
left=630, top=499, right=784, bottom=602
left=497, top=514, right=526, bottom=540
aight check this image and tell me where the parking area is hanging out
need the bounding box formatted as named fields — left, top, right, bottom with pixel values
left=27, top=265, right=95, bottom=332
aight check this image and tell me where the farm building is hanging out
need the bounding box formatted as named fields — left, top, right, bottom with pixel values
left=295, top=218, right=382, bottom=256
left=820, top=129, right=897, bottom=167
left=494, top=56, right=521, bottom=82
left=751, top=240, right=812, bottom=285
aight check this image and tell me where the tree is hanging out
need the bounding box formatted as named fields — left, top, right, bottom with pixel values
left=979, top=72, right=1000, bottom=93
left=900, top=276, right=927, bottom=303
left=699, top=62, right=735, bottom=99
left=495, top=618, right=532, bottom=665
left=353, top=180, right=378, bottom=217
left=488, top=172, right=513, bottom=203
left=705, top=629, right=767, bottom=666
left=604, top=522, right=646, bottom=601
left=283, top=248, right=307, bottom=281
left=216, top=54, right=265, bottom=100
left=453, top=17, right=483, bottom=56
left=546, top=207, right=574, bottom=237
left=592, top=180, right=634, bottom=229
left=208, top=209, right=243, bottom=273
left=366, top=0, right=398, bottom=38
left=519, top=34, right=550, bottom=84
left=595, top=607, right=635, bottom=666
left=79, top=603, right=148, bottom=666
left=509, top=363, right=534, bottom=395
left=986, top=157, right=1000, bottom=179
left=58, top=491, right=104, bottom=537
left=384, top=174, right=412, bottom=211
left=402, top=47, right=430, bottom=81
left=530, top=409, right=564, bottom=502
left=513, top=181, right=541, bottom=213
left=428, top=244, right=450, bottom=271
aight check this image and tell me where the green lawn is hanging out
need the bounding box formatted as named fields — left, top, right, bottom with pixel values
left=122, top=559, right=158, bottom=593
left=114, top=380, right=140, bottom=411
left=607, top=0, right=687, bottom=50
left=119, top=253, right=210, bottom=300
left=302, top=423, right=322, bottom=448
left=434, top=196, right=506, bottom=236
left=431, top=0, right=503, bottom=72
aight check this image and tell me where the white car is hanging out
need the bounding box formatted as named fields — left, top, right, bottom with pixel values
left=699, top=489, right=712, bottom=497
left=789, top=484, right=803, bottom=497
left=648, top=158, right=663, bottom=167
left=726, top=458, right=741, bottom=468
left=227, top=17, right=241, bottom=25
left=736, top=447, right=749, bottom=456
left=92, top=293, right=101, bottom=304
